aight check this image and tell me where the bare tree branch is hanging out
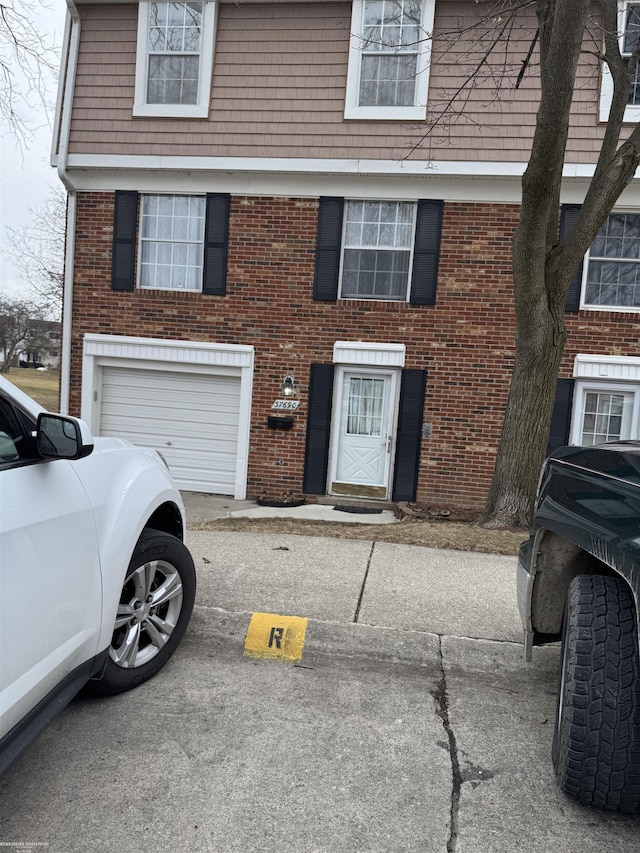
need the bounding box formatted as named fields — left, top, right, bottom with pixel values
left=404, top=0, right=538, bottom=157
left=6, top=185, right=65, bottom=321
left=515, top=28, right=539, bottom=88
left=0, top=295, right=46, bottom=372
left=0, top=0, right=59, bottom=144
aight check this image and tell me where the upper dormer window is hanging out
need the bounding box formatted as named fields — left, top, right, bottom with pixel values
left=133, top=1, right=217, bottom=118
left=344, top=0, right=435, bottom=120
left=599, top=1, right=640, bottom=122
left=624, top=3, right=640, bottom=104
left=147, top=2, right=202, bottom=105
left=359, top=0, right=421, bottom=107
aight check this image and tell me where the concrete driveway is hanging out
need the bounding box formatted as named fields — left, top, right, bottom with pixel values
left=1, top=531, right=639, bottom=852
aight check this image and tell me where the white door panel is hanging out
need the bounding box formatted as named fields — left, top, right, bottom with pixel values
left=331, top=369, right=398, bottom=497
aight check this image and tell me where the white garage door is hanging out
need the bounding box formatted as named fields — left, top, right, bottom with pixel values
left=99, top=366, right=241, bottom=494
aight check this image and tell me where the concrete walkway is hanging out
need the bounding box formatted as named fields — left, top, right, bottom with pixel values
left=183, top=490, right=521, bottom=651
left=187, top=531, right=522, bottom=646
left=182, top=491, right=399, bottom=525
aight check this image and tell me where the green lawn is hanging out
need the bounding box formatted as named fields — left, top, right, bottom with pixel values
left=4, top=368, right=61, bottom=411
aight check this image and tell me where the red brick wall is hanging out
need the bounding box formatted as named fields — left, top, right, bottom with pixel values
left=69, top=192, right=640, bottom=510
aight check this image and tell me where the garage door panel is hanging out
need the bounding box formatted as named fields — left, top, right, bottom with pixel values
left=100, top=427, right=240, bottom=453
left=164, top=464, right=235, bottom=493
left=103, top=372, right=238, bottom=394
left=104, top=400, right=241, bottom=419
left=170, top=455, right=237, bottom=474
left=103, top=368, right=238, bottom=397
left=99, top=366, right=242, bottom=494
left=100, top=414, right=240, bottom=437
left=100, top=402, right=240, bottom=421
left=102, top=388, right=240, bottom=410
left=106, top=439, right=240, bottom=461
left=102, top=380, right=239, bottom=404
left=174, top=453, right=238, bottom=475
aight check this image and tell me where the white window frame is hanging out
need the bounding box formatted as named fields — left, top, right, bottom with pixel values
left=137, top=193, right=206, bottom=292
left=570, top=355, right=640, bottom=444
left=570, top=381, right=639, bottom=445
left=337, top=199, right=417, bottom=302
left=581, top=209, right=640, bottom=313
left=134, top=1, right=217, bottom=118
left=599, top=0, right=640, bottom=123
left=344, top=0, right=435, bottom=120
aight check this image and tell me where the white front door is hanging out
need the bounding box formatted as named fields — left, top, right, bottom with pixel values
left=330, top=369, right=398, bottom=499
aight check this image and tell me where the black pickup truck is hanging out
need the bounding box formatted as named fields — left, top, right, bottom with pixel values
left=518, top=441, right=640, bottom=813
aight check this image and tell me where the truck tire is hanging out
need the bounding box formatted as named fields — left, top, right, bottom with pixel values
left=89, top=530, right=196, bottom=696
left=552, top=574, right=640, bottom=812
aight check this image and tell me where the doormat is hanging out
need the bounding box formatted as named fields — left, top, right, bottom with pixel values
left=333, top=505, right=383, bottom=514
left=257, top=498, right=306, bottom=508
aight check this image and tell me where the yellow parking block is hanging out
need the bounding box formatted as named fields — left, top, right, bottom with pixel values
left=244, top=612, right=308, bottom=663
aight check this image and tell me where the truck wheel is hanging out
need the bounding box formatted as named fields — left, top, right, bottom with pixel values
left=552, top=574, right=640, bottom=812
left=89, top=530, right=196, bottom=696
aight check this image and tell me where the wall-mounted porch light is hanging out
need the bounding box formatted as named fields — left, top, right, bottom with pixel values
left=282, top=375, right=295, bottom=397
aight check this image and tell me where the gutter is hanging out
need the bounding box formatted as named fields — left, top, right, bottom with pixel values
left=55, top=0, right=81, bottom=414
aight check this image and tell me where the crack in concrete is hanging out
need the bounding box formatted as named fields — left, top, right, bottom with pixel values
left=432, top=635, right=461, bottom=853
left=352, top=541, right=375, bottom=623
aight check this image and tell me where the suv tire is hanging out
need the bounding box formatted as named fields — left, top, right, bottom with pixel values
left=90, top=529, right=196, bottom=696
left=552, top=574, right=640, bottom=812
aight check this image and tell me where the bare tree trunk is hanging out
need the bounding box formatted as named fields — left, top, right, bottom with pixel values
left=480, top=0, right=590, bottom=527
left=407, top=0, right=640, bottom=528
left=480, top=271, right=569, bottom=527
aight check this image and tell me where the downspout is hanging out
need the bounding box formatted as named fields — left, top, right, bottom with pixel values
left=55, top=0, right=81, bottom=414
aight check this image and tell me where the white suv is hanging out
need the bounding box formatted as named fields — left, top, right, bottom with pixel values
left=0, top=376, right=196, bottom=775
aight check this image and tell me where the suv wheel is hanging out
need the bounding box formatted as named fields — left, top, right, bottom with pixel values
left=90, top=529, right=196, bottom=695
left=552, top=574, right=640, bottom=812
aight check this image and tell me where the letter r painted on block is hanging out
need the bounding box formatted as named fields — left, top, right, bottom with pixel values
left=269, top=627, right=284, bottom=649
left=244, top=613, right=308, bottom=663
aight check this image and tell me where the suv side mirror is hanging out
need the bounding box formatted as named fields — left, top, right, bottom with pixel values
left=37, top=413, right=94, bottom=461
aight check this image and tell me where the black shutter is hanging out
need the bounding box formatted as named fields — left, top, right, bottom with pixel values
left=392, top=369, right=427, bottom=502
left=303, top=364, right=335, bottom=494
left=546, top=378, right=575, bottom=456
left=313, top=197, right=344, bottom=302
left=111, top=191, right=138, bottom=291
left=559, top=204, right=583, bottom=313
left=203, top=193, right=230, bottom=295
left=410, top=200, right=443, bottom=305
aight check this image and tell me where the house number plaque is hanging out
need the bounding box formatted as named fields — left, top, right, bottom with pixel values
left=271, top=400, right=300, bottom=410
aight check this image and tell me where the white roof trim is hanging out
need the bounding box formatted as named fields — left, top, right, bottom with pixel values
left=63, top=153, right=618, bottom=180
left=63, top=152, right=522, bottom=177
left=58, top=154, right=640, bottom=204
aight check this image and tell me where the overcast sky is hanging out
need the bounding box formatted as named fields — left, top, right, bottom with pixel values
left=1, top=0, right=68, bottom=300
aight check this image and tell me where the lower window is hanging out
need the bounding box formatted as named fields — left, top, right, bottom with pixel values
left=139, top=195, right=205, bottom=291
left=572, top=384, right=637, bottom=445
left=584, top=213, right=640, bottom=310
left=340, top=200, right=415, bottom=300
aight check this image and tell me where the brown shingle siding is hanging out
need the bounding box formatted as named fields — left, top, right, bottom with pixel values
left=69, top=1, right=617, bottom=164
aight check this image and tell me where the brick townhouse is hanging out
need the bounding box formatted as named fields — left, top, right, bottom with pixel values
left=52, top=0, right=640, bottom=509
